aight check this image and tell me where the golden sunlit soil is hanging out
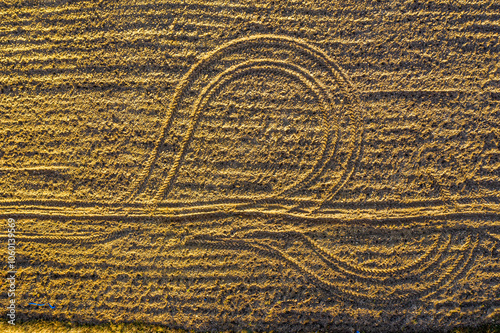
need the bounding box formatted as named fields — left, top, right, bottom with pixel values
left=1, top=0, right=499, bottom=332
left=3, top=319, right=500, bottom=333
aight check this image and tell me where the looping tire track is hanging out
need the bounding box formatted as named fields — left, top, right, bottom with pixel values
left=1, top=212, right=487, bottom=302
left=182, top=231, right=479, bottom=304
left=239, top=229, right=450, bottom=279
left=117, top=34, right=364, bottom=207
left=153, top=59, right=337, bottom=204
left=5, top=33, right=492, bottom=308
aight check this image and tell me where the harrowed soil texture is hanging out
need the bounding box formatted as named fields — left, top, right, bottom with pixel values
left=0, top=0, right=499, bottom=332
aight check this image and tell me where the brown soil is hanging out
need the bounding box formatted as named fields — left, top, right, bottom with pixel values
left=1, top=0, right=499, bottom=332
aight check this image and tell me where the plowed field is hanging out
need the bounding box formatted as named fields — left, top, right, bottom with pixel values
left=1, top=0, right=499, bottom=332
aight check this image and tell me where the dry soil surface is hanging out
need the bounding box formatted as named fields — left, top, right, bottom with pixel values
left=1, top=0, right=500, bottom=332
